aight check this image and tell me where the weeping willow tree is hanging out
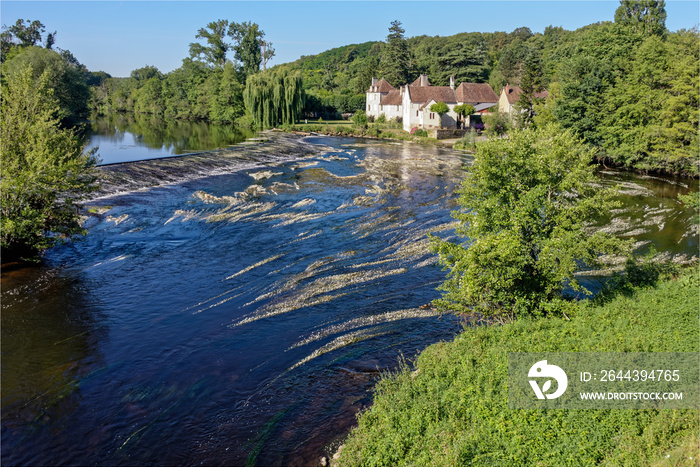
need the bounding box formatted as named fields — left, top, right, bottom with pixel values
left=244, top=69, right=304, bottom=128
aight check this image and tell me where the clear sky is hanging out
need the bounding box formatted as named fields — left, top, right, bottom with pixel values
left=2, top=1, right=698, bottom=77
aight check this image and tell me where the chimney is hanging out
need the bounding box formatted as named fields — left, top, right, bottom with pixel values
left=371, top=77, right=378, bottom=89
left=420, top=74, right=428, bottom=87
left=449, top=75, right=455, bottom=90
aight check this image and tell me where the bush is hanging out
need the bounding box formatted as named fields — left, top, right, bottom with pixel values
left=351, top=110, right=368, bottom=128
left=1, top=66, right=99, bottom=262
left=483, top=111, right=511, bottom=137
left=431, top=125, right=629, bottom=320
left=376, top=113, right=386, bottom=124
left=410, top=127, right=428, bottom=137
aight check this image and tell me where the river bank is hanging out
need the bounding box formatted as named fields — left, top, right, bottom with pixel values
left=335, top=267, right=700, bottom=466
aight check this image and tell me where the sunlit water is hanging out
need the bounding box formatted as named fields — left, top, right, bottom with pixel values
left=85, top=115, right=256, bottom=165
left=1, top=136, right=697, bottom=466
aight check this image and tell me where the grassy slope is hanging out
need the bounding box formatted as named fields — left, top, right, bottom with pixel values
left=339, top=269, right=700, bottom=466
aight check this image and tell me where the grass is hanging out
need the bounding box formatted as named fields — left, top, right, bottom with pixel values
left=338, top=268, right=700, bottom=466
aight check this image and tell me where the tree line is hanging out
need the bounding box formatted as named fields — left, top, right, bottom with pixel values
left=279, top=1, right=697, bottom=175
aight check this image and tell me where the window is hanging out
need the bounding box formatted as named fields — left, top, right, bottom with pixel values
left=430, top=113, right=435, bottom=119
left=416, top=110, right=419, bottom=117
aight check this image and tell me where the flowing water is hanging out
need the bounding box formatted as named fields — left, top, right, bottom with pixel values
left=1, top=135, right=697, bottom=466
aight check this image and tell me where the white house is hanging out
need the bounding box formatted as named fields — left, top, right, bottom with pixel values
left=366, top=74, right=499, bottom=132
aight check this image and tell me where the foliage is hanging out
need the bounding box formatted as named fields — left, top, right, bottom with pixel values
left=453, top=129, right=477, bottom=150
left=379, top=20, right=411, bottom=87
left=1, top=66, right=99, bottom=262
left=453, top=104, right=475, bottom=118
left=482, top=111, right=511, bottom=137
left=339, top=268, right=699, bottom=466
left=515, top=47, right=545, bottom=126
left=409, top=128, right=428, bottom=137
left=430, top=125, right=628, bottom=320
left=615, top=0, right=667, bottom=36
left=189, top=19, right=230, bottom=69
left=244, top=69, right=304, bottom=128
left=351, top=109, right=368, bottom=128
left=2, top=46, right=90, bottom=124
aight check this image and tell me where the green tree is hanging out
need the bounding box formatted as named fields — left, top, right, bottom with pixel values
left=516, top=48, right=545, bottom=126
left=429, top=101, right=450, bottom=128
left=1, top=67, right=99, bottom=262
left=228, top=21, right=274, bottom=80
left=2, top=46, right=90, bottom=124
left=244, top=69, right=304, bottom=128
left=430, top=125, right=626, bottom=320
left=453, top=104, right=476, bottom=128
left=1, top=19, right=46, bottom=61
left=615, top=0, right=667, bottom=36
left=379, top=20, right=411, bottom=87
left=189, top=20, right=231, bottom=69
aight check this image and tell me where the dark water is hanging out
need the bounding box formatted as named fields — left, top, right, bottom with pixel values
left=86, top=114, right=256, bottom=165
left=1, top=137, right=697, bottom=466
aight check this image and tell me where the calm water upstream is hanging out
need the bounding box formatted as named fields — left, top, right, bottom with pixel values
left=1, top=135, right=697, bottom=466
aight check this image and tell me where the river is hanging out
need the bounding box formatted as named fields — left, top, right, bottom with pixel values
left=1, top=133, right=697, bottom=466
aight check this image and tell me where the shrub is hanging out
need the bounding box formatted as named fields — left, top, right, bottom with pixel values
left=430, top=125, right=629, bottom=320
left=483, top=111, right=511, bottom=137
left=376, top=113, right=386, bottom=124
left=351, top=110, right=368, bottom=128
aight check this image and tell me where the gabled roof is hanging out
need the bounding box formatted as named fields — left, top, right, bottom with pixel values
left=368, top=78, right=396, bottom=93
left=380, top=89, right=402, bottom=106
left=409, top=86, right=456, bottom=104
left=411, top=75, right=430, bottom=87
left=502, top=85, right=549, bottom=104
left=455, top=83, right=499, bottom=104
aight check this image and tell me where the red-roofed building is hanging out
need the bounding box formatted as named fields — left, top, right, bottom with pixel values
left=366, top=74, right=499, bottom=131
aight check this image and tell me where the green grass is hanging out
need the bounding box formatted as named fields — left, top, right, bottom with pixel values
left=338, top=269, right=700, bottom=466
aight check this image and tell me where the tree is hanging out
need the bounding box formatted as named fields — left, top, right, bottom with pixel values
left=1, top=66, right=99, bottom=262
left=615, top=0, right=667, bottom=37
left=189, top=20, right=231, bottom=69
left=2, top=46, right=90, bottom=124
left=228, top=21, right=274, bottom=80
left=379, top=20, right=411, bottom=87
left=453, top=104, right=476, bottom=128
left=430, top=125, right=627, bottom=320
left=515, top=48, right=545, bottom=126
left=429, top=101, right=450, bottom=128
left=244, top=69, right=304, bottom=128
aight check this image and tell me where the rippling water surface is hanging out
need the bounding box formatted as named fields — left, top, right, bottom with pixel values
left=1, top=136, right=696, bottom=466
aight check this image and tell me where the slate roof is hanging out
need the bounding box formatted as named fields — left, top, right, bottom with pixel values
left=455, top=83, right=499, bottom=104
left=408, top=86, right=457, bottom=104
left=502, top=85, right=549, bottom=104
left=380, top=89, right=402, bottom=106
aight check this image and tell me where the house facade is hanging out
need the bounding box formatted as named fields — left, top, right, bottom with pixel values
left=498, top=84, right=549, bottom=117
left=366, top=74, right=499, bottom=132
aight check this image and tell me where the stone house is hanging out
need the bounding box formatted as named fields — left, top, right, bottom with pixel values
left=366, top=74, right=499, bottom=132
left=498, top=84, right=549, bottom=117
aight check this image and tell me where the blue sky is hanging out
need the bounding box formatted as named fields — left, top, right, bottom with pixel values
left=2, top=1, right=698, bottom=77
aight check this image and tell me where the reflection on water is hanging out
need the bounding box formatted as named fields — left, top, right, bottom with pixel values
left=1, top=136, right=697, bottom=466
left=86, top=114, right=256, bottom=165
